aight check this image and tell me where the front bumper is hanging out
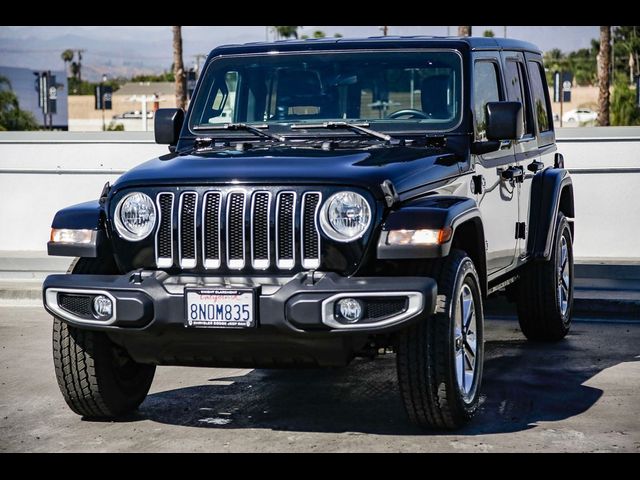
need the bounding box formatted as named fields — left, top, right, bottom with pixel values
left=42, top=271, right=437, bottom=367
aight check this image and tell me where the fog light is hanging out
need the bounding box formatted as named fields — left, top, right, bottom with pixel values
left=336, top=298, right=363, bottom=324
left=93, top=295, right=113, bottom=319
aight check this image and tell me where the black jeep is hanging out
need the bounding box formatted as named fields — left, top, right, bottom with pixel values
left=44, top=36, right=574, bottom=429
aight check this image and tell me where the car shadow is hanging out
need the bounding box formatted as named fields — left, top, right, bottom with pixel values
left=133, top=317, right=639, bottom=435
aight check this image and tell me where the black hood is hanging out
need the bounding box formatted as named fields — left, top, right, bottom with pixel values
left=111, top=142, right=465, bottom=198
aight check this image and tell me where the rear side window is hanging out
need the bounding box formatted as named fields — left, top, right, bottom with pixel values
left=473, top=61, right=502, bottom=141
left=504, top=60, right=533, bottom=135
left=527, top=61, right=553, bottom=132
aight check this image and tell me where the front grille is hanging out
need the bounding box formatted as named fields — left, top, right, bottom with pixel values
left=179, top=192, right=197, bottom=268
left=155, top=188, right=322, bottom=272
left=58, top=293, right=93, bottom=319
left=156, top=193, right=174, bottom=268
left=365, top=297, right=408, bottom=320
left=276, top=192, right=296, bottom=269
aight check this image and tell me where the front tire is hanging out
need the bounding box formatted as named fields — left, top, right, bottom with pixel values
left=515, top=212, right=574, bottom=341
left=52, top=258, right=156, bottom=418
left=396, top=250, right=484, bottom=429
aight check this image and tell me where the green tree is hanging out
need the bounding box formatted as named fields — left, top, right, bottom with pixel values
left=483, top=30, right=495, bottom=37
left=611, top=74, right=640, bottom=125
left=613, top=26, right=640, bottom=83
left=333, top=33, right=343, bottom=38
left=61, top=49, right=74, bottom=77
left=312, top=30, right=326, bottom=39
left=273, top=26, right=301, bottom=39
left=0, top=76, right=39, bottom=131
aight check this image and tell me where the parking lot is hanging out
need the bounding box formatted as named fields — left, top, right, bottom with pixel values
left=1, top=305, right=638, bottom=452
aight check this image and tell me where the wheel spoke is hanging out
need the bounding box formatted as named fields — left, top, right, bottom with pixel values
left=464, top=350, right=474, bottom=370
left=456, top=350, right=464, bottom=389
left=464, top=338, right=476, bottom=357
left=464, top=302, right=475, bottom=333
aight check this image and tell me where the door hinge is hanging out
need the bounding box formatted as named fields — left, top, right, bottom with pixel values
left=515, top=222, right=526, bottom=239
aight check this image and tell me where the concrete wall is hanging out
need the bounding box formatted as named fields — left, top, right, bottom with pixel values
left=1, top=128, right=639, bottom=261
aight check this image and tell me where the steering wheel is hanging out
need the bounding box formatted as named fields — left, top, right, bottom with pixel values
left=387, top=109, right=429, bottom=119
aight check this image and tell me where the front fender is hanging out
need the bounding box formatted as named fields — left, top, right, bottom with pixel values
left=377, top=196, right=481, bottom=259
left=527, top=168, right=574, bottom=260
left=48, top=200, right=107, bottom=257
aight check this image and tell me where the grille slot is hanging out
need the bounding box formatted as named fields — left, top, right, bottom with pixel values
left=202, top=192, right=221, bottom=269
left=226, top=192, right=246, bottom=269
left=301, top=192, right=321, bottom=269
left=179, top=192, right=197, bottom=269
left=155, top=193, right=174, bottom=268
left=251, top=192, right=271, bottom=269
left=155, top=188, right=321, bottom=272
left=276, top=192, right=296, bottom=270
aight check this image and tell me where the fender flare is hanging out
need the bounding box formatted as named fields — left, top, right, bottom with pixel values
left=48, top=200, right=107, bottom=257
left=377, top=196, right=483, bottom=259
left=527, top=168, right=574, bottom=260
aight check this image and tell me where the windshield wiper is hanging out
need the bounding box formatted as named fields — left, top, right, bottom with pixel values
left=193, top=123, right=286, bottom=142
left=290, top=121, right=395, bottom=142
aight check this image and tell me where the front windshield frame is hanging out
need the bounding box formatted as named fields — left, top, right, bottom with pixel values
left=186, top=48, right=465, bottom=137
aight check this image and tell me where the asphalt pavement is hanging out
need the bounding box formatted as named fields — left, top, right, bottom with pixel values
left=1, top=305, right=638, bottom=452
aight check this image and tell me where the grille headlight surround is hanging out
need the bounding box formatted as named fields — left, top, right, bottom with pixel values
left=320, top=191, right=372, bottom=242
left=114, top=192, right=156, bottom=241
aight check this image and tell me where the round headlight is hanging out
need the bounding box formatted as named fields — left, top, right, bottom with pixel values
left=320, top=191, right=372, bottom=242
left=114, top=192, right=156, bottom=241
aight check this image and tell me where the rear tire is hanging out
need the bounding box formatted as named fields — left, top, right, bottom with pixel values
left=52, top=257, right=155, bottom=418
left=396, top=250, right=484, bottom=429
left=515, top=212, right=574, bottom=341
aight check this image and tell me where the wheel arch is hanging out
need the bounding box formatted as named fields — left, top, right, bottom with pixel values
left=527, top=168, right=574, bottom=261
left=376, top=195, right=487, bottom=297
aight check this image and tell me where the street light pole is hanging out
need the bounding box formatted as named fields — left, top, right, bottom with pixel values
left=101, top=74, right=107, bottom=131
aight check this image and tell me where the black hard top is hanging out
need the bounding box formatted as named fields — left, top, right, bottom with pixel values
left=209, top=36, right=542, bottom=57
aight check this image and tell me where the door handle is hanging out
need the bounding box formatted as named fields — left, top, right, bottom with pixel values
left=527, top=160, right=544, bottom=173
left=501, top=166, right=524, bottom=182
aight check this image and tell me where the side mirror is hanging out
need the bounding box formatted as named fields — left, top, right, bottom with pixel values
left=486, top=101, right=523, bottom=141
left=154, top=108, right=185, bottom=146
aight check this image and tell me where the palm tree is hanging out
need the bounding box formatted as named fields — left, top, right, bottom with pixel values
left=172, top=26, right=187, bottom=110
left=273, top=26, right=301, bottom=40
left=458, top=26, right=472, bottom=36
left=597, top=26, right=611, bottom=126
left=61, top=49, right=74, bottom=77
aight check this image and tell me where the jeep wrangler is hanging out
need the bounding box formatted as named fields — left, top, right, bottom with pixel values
left=43, top=36, right=574, bottom=429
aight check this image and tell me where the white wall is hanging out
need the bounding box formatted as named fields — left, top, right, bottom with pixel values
left=1, top=128, right=639, bottom=260
left=556, top=129, right=640, bottom=261
left=0, top=132, right=165, bottom=252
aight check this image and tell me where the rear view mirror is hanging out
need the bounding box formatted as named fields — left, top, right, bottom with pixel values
left=154, top=108, right=185, bottom=146
left=486, top=101, right=523, bottom=141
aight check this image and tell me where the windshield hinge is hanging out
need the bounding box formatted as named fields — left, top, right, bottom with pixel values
left=380, top=180, right=399, bottom=208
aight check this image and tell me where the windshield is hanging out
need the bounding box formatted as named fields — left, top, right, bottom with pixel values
left=188, top=50, right=463, bottom=134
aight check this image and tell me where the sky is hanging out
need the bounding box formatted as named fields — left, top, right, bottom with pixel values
left=0, top=26, right=600, bottom=81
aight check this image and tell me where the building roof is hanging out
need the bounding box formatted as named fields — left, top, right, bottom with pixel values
left=115, top=82, right=174, bottom=97
left=209, top=36, right=542, bottom=58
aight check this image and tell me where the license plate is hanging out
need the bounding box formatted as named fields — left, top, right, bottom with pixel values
left=185, top=288, right=256, bottom=328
